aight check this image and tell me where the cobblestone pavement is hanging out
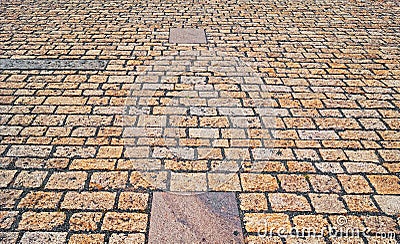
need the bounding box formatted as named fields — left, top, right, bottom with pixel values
left=1, top=0, right=400, bottom=243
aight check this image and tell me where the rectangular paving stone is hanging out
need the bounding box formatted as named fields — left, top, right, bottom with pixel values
left=374, top=195, right=400, bottom=215
left=69, top=212, right=102, bottom=231
left=109, top=233, right=146, bottom=244
left=7, top=145, right=52, bottom=158
left=68, top=234, right=105, bottom=244
left=170, top=173, right=207, bottom=192
left=148, top=192, right=243, bottom=243
left=268, top=193, right=311, bottom=211
left=0, top=190, right=23, bottom=209
left=0, top=59, right=108, bottom=70
left=18, top=211, right=65, bottom=230
left=0, top=170, right=17, bottom=187
left=368, top=175, right=400, bottom=194
left=102, top=212, right=148, bottom=232
left=45, top=171, right=87, bottom=190
left=61, top=191, right=116, bottom=210
left=20, top=232, right=67, bottom=244
left=13, top=170, right=48, bottom=188
left=243, top=213, right=291, bottom=234
left=309, top=193, right=347, bottom=213
left=2, top=0, right=400, bottom=240
left=169, top=28, right=207, bottom=44
left=18, top=191, right=63, bottom=209
left=342, top=195, right=378, bottom=212
left=0, top=232, right=19, bottom=244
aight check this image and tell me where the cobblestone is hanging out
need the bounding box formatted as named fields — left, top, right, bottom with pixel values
left=69, top=212, right=102, bottom=231
left=374, top=195, right=400, bottom=215
left=244, top=213, right=291, bottom=234
left=89, top=171, right=128, bottom=190
left=0, top=211, right=18, bottom=229
left=0, top=59, right=107, bottom=70
left=238, top=193, right=268, bottom=211
left=343, top=195, right=379, bottom=212
left=241, top=174, right=278, bottom=192
left=13, top=171, right=47, bottom=188
left=61, top=192, right=116, bottom=210
left=118, top=192, right=149, bottom=210
left=309, top=194, right=347, bottom=214
left=269, top=193, right=311, bottom=212
left=20, top=232, right=67, bottom=244
left=18, top=191, right=62, bottom=209
left=368, top=175, right=400, bottom=194
left=292, top=215, right=328, bottom=233
left=68, top=234, right=104, bottom=244
left=1, top=0, right=400, bottom=241
left=18, top=211, right=65, bottom=230
left=109, top=233, right=145, bottom=244
left=45, top=171, right=87, bottom=190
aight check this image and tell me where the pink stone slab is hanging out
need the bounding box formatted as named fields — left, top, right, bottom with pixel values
left=169, top=28, right=207, bottom=44
left=148, top=192, right=244, bottom=243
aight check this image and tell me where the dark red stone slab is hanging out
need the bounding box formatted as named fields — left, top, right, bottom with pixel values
left=148, top=192, right=244, bottom=243
left=169, top=28, right=207, bottom=44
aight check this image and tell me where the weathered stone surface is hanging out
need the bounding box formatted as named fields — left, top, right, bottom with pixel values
left=170, top=172, right=207, bottom=192
left=241, top=173, right=278, bottom=192
left=269, top=193, right=311, bottom=212
left=374, top=195, right=400, bottom=215
left=109, top=233, right=145, bottom=244
left=13, top=170, right=48, bottom=188
left=368, top=175, right=400, bottom=194
left=169, top=28, right=207, bottom=44
left=118, top=192, right=149, bottom=210
left=239, top=193, right=268, bottom=211
left=89, top=171, right=128, bottom=190
left=0, top=170, right=17, bottom=188
left=7, top=145, right=52, bottom=157
left=309, top=194, right=347, bottom=213
left=1, top=0, right=400, bottom=238
left=18, top=191, right=62, bottom=209
left=45, top=171, right=87, bottom=190
left=68, top=234, right=104, bottom=244
left=0, top=232, right=19, bottom=244
left=308, top=174, right=341, bottom=193
left=70, top=159, right=116, bottom=170
left=286, top=236, right=326, bottom=244
left=61, top=192, right=116, bottom=210
left=0, top=211, right=18, bottom=229
left=129, top=171, right=168, bottom=190
left=208, top=173, right=241, bottom=191
left=18, top=211, right=65, bottom=230
left=0, top=59, right=108, bottom=70
left=69, top=212, right=102, bottom=231
left=20, top=232, right=67, bottom=244
left=102, top=212, right=147, bottom=232
left=292, top=215, right=328, bottom=233
left=0, top=190, right=23, bottom=209
left=342, top=195, right=378, bottom=212
left=337, top=174, right=373, bottom=193
left=148, top=192, right=244, bottom=243
left=244, top=213, right=291, bottom=234
left=362, top=216, right=399, bottom=234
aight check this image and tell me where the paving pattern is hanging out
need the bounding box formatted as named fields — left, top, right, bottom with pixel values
left=0, top=0, right=400, bottom=243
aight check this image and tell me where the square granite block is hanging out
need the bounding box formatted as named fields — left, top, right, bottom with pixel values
left=148, top=192, right=244, bottom=243
left=169, top=28, right=207, bottom=44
